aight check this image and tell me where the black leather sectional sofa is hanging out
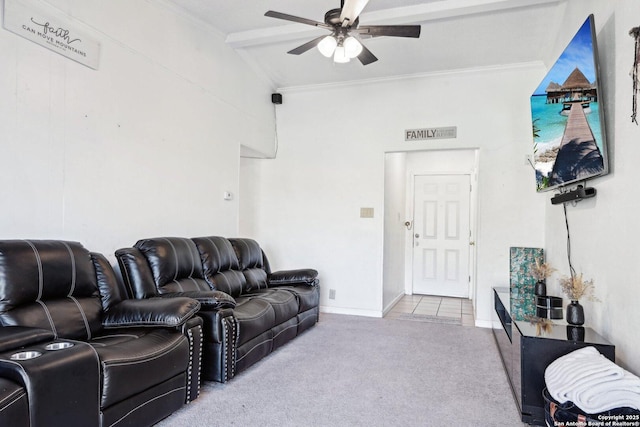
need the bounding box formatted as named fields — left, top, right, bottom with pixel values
left=0, top=240, right=203, bottom=427
left=116, top=236, right=320, bottom=382
left=0, top=237, right=319, bottom=426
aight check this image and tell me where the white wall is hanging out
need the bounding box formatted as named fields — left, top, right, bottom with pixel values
left=0, top=0, right=275, bottom=259
left=543, top=0, right=640, bottom=374
left=241, top=64, right=547, bottom=322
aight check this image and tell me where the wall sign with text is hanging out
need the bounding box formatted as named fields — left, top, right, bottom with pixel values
left=3, top=0, right=100, bottom=69
left=404, top=126, right=457, bottom=141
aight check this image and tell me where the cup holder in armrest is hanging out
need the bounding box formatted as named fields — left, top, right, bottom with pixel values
left=10, top=350, right=42, bottom=360
left=6, top=342, right=74, bottom=360
left=45, top=342, right=74, bottom=351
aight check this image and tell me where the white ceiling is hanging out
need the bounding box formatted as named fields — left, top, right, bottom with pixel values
left=162, top=0, right=566, bottom=89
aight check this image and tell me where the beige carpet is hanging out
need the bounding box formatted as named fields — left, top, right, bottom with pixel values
left=155, top=313, right=525, bottom=427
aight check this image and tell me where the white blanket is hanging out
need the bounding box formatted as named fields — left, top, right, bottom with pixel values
left=574, top=371, right=640, bottom=413
left=545, top=346, right=640, bottom=412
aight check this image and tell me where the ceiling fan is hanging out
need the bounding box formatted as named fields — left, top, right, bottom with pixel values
left=265, top=0, right=421, bottom=65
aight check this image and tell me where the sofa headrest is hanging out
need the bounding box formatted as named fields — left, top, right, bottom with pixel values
left=191, top=236, right=246, bottom=297
left=192, top=236, right=240, bottom=274
left=134, top=237, right=209, bottom=293
left=0, top=240, right=103, bottom=339
left=229, top=238, right=268, bottom=291
left=229, top=238, right=264, bottom=270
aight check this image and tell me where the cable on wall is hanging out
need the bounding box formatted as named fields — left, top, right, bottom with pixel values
left=631, top=26, right=640, bottom=125
left=563, top=202, right=577, bottom=283
left=273, top=103, right=280, bottom=158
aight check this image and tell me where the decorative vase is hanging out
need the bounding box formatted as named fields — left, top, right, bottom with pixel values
left=566, top=300, right=585, bottom=326
left=534, top=280, right=547, bottom=297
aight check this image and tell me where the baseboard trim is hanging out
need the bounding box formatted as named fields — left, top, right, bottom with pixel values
left=475, top=319, right=493, bottom=329
left=320, top=306, right=383, bottom=318
left=382, top=292, right=406, bottom=316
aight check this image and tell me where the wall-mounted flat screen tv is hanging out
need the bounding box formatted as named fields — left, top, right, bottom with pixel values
left=530, top=14, right=608, bottom=192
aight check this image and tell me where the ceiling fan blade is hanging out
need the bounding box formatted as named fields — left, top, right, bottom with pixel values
left=287, top=35, right=327, bottom=55
left=357, top=43, right=378, bottom=66
left=355, top=25, right=421, bottom=38
left=265, top=11, right=332, bottom=30
left=339, top=0, right=370, bottom=26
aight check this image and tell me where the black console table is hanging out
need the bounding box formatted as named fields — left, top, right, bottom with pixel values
left=492, top=287, right=615, bottom=426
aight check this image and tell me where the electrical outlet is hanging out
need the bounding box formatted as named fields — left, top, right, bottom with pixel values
left=329, top=289, right=336, bottom=300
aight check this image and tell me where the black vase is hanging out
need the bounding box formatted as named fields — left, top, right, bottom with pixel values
left=534, top=280, right=547, bottom=296
left=566, top=300, right=585, bottom=326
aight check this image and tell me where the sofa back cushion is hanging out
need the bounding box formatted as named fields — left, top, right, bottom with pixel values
left=191, top=236, right=247, bottom=297
left=229, top=239, right=268, bottom=291
left=0, top=240, right=103, bottom=340
left=134, top=237, right=210, bottom=294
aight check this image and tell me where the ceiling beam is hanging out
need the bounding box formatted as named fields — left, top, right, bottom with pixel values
left=226, top=0, right=563, bottom=48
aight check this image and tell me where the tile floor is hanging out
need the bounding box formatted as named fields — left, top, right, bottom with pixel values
left=385, top=294, right=475, bottom=327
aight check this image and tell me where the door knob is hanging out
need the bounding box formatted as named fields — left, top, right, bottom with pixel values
left=415, top=233, right=420, bottom=238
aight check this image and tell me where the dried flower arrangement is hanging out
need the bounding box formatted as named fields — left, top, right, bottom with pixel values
left=558, top=273, right=600, bottom=302
left=531, top=260, right=556, bottom=281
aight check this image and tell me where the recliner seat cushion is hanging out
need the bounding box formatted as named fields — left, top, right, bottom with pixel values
left=242, top=289, right=299, bottom=325
left=271, top=285, right=320, bottom=313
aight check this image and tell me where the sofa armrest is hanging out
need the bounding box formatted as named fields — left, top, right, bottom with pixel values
left=0, top=326, right=55, bottom=353
left=0, top=340, right=101, bottom=426
left=160, top=290, right=236, bottom=310
left=115, top=247, right=160, bottom=299
left=269, top=269, right=319, bottom=286
left=103, top=297, right=200, bottom=328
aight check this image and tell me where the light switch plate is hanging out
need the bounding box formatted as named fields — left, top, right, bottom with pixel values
left=360, top=207, right=374, bottom=218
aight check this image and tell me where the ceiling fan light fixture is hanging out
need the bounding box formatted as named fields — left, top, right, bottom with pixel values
left=317, top=35, right=338, bottom=57
left=265, top=0, right=420, bottom=66
left=333, top=45, right=350, bottom=63
left=343, top=36, right=362, bottom=58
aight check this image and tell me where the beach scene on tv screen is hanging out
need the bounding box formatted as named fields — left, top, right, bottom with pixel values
left=530, top=16, right=605, bottom=191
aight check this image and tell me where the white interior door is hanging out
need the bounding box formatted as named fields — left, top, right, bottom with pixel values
left=412, top=174, right=471, bottom=297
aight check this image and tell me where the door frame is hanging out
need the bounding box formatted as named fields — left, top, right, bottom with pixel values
left=402, top=152, right=479, bottom=301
